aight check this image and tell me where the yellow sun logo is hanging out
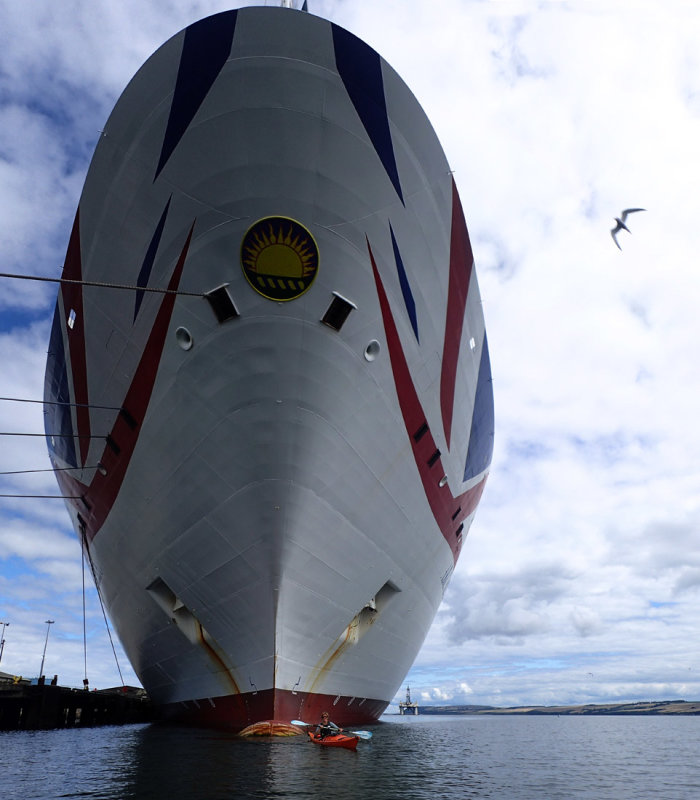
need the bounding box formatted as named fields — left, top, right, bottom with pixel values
left=241, top=217, right=319, bottom=301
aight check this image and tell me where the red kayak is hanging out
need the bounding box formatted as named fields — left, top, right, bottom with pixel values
left=307, top=731, right=359, bottom=750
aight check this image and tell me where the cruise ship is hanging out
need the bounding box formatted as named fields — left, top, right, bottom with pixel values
left=44, top=3, right=493, bottom=729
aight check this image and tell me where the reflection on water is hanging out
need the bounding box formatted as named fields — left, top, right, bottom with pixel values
left=106, top=720, right=490, bottom=799
left=3, top=714, right=700, bottom=799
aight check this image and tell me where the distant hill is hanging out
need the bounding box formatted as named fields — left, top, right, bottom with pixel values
left=418, top=704, right=496, bottom=714
left=415, top=700, right=700, bottom=716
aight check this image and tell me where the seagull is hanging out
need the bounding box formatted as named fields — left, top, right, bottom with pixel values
left=611, top=208, right=645, bottom=250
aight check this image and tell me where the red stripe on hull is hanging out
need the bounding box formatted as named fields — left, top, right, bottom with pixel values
left=367, top=238, right=486, bottom=561
left=61, top=210, right=91, bottom=464
left=439, top=178, right=474, bottom=449
left=56, top=223, right=194, bottom=541
left=158, top=688, right=387, bottom=731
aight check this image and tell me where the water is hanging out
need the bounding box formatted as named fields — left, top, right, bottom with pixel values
left=3, top=714, right=700, bottom=799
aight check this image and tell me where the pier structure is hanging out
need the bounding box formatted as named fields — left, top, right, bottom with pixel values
left=0, top=673, right=153, bottom=730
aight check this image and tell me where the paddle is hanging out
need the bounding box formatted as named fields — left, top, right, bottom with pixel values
left=291, top=719, right=373, bottom=740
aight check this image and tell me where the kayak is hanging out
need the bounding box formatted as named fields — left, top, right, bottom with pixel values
left=307, top=731, right=359, bottom=750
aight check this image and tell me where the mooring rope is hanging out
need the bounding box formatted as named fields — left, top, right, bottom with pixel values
left=0, top=432, right=106, bottom=438
left=0, top=271, right=203, bottom=297
left=82, top=543, right=88, bottom=686
left=80, top=531, right=126, bottom=687
left=0, top=494, right=83, bottom=499
left=0, top=465, right=102, bottom=475
left=0, top=396, right=124, bottom=412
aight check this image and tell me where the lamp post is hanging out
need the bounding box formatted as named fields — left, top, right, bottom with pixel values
left=39, top=620, right=54, bottom=679
left=0, top=621, right=8, bottom=664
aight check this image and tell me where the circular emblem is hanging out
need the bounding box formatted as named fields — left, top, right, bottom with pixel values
left=241, top=216, right=319, bottom=301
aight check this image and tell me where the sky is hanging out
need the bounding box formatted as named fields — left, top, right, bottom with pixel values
left=1, top=0, right=700, bottom=711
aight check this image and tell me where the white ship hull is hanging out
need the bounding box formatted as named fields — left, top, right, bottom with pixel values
left=44, top=5, right=493, bottom=728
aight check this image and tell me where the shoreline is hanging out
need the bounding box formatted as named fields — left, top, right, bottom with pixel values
left=410, top=700, right=700, bottom=716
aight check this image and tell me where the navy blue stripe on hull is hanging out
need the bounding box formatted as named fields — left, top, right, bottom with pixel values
left=134, top=197, right=172, bottom=320
left=45, top=305, right=77, bottom=467
left=390, top=222, right=419, bottom=342
left=155, top=11, right=238, bottom=180
left=464, top=334, right=494, bottom=481
left=332, top=24, right=404, bottom=205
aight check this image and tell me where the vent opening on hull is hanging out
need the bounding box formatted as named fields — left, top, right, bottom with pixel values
left=338, top=580, right=401, bottom=647
left=373, top=579, right=401, bottom=611
left=205, top=284, right=239, bottom=323
left=146, top=577, right=241, bottom=695
left=146, top=576, right=201, bottom=646
left=321, top=292, right=356, bottom=331
left=427, top=449, right=441, bottom=468
left=305, top=579, right=403, bottom=697
left=451, top=506, right=462, bottom=521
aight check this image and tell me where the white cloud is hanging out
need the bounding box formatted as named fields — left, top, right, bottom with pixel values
left=570, top=606, right=601, bottom=638
left=0, top=521, right=76, bottom=562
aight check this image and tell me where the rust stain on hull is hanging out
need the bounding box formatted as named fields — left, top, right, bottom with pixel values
left=197, top=622, right=241, bottom=696
left=305, top=621, right=355, bottom=697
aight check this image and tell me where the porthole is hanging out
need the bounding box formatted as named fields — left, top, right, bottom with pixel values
left=364, top=340, right=380, bottom=362
left=175, top=326, right=193, bottom=351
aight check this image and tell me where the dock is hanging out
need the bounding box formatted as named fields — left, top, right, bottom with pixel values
left=0, top=675, right=154, bottom=730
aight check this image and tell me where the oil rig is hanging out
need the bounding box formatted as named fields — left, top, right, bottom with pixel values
left=399, top=686, right=419, bottom=715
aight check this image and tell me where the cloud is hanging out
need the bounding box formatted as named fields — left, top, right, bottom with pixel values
left=673, top=569, right=700, bottom=596
left=0, top=521, right=76, bottom=562
left=570, top=606, right=602, bottom=638
left=441, top=566, right=572, bottom=644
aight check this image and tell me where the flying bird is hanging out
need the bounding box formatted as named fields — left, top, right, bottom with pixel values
left=611, top=208, right=645, bottom=250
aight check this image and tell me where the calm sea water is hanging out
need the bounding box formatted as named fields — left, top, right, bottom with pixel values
left=3, top=714, right=699, bottom=799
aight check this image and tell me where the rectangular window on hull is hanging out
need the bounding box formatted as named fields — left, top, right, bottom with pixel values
left=413, top=422, right=428, bottom=442
left=321, top=293, right=356, bottom=331
left=205, top=284, right=239, bottom=323
left=105, top=435, right=120, bottom=455
left=119, top=408, right=137, bottom=429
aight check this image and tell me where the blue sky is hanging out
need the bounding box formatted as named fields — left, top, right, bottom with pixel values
left=2, top=0, right=700, bottom=710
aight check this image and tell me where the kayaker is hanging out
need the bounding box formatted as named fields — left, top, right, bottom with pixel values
left=315, top=711, right=342, bottom=739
